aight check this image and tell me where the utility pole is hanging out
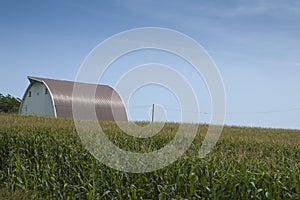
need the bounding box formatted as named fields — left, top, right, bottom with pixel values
left=151, top=104, right=154, bottom=122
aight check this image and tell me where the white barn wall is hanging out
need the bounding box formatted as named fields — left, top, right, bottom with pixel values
left=20, top=82, right=55, bottom=117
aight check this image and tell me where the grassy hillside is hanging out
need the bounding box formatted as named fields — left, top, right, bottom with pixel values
left=0, top=114, right=299, bottom=199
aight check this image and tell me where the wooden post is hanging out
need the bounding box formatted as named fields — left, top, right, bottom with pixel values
left=151, top=104, right=154, bottom=122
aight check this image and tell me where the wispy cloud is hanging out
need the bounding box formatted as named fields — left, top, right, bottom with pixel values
left=119, top=0, right=300, bottom=24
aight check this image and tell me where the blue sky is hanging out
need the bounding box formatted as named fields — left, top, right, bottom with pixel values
left=0, top=0, right=299, bottom=129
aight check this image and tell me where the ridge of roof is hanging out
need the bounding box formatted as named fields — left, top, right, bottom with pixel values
left=27, top=76, right=111, bottom=88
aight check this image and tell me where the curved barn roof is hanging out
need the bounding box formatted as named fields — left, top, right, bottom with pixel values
left=23, top=76, right=128, bottom=121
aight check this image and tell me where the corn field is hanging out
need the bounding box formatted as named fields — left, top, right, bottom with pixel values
left=0, top=114, right=299, bottom=199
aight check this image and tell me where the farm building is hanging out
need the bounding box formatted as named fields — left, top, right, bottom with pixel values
left=19, top=76, right=128, bottom=121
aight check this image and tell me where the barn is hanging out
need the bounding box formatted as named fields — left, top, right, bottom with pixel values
left=19, top=76, right=128, bottom=121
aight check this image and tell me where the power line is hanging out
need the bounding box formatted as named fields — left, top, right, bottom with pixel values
left=226, top=107, right=300, bottom=115
left=127, top=105, right=300, bottom=115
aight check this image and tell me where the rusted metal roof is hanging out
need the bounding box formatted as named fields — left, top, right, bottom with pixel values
left=28, top=76, right=128, bottom=121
